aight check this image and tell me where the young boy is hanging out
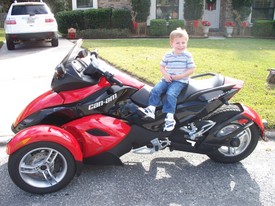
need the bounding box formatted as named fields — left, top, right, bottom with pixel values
left=139, top=28, right=196, bottom=131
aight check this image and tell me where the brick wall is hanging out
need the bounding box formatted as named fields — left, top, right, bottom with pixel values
left=98, top=0, right=131, bottom=10
left=220, top=0, right=233, bottom=31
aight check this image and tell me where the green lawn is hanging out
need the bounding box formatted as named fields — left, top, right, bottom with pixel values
left=83, top=38, right=275, bottom=128
left=0, top=28, right=4, bottom=47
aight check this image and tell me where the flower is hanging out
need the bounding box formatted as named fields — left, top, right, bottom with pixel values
left=224, top=21, right=236, bottom=27
left=242, top=21, right=247, bottom=28
left=201, top=20, right=211, bottom=27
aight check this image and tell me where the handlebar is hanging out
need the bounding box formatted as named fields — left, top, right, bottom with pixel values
left=104, top=71, right=124, bottom=87
left=87, top=52, right=124, bottom=87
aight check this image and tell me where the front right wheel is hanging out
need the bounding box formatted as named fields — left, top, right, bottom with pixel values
left=51, top=38, right=59, bottom=47
left=206, top=105, right=260, bottom=163
left=8, top=142, right=76, bottom=194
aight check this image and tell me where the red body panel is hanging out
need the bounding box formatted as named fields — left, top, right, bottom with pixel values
left=13, top=91, right=64, bottom=127
left=6, top=125, right=83, bottom=161
left=13, top=76, right=143, bottom=128
left=114, top=73, right=144, bottom=89
left=62, top=114, right=131, bottom=158
left=59, top=78, right=110, bottom=104
left=242, top=104, right=265, bottom=137
left=13, top=78, right=111, bottom=127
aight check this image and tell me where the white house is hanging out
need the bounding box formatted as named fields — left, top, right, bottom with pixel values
left=71, top=0, right=275, bottom=30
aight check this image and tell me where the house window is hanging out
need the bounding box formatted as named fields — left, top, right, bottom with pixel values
left=156, top=0, right=179, bottom=20
left=252, top=0, right=275, bottom=20
left=77, top=0, right=93, bottom=8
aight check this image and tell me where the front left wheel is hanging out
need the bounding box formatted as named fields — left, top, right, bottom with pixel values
left=8, top=142, right=76, bottom=194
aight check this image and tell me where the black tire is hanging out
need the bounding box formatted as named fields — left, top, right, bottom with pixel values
left=8, top=142, right=76, bottom=194
left=206, top=105, right=259, bottom=163
left=51, top=38, right=59, bottom=47
left=6, top=39, right=15, bottom=50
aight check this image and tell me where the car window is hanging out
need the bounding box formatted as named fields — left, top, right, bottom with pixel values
left=11, top=5, right=48, bottom=15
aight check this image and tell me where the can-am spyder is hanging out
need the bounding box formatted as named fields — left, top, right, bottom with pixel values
left=7, top=39, right=266, bottom=194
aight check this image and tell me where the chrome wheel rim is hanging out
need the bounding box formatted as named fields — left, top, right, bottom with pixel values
left=19, top=147, right=68, bottom=188
left=217, top=124, right=251, bottom=157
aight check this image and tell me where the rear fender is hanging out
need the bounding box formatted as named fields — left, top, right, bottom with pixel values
left=202, top=104, right=264, bottom=147
left=203, top=113, right=254, bottom=147
left=241, top=104, right=265, bottom=138
left=6, top=125, right=83, bottom=162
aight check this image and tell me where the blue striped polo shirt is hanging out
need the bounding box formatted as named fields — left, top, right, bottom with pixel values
left=160, top=50, right=196, bottom=83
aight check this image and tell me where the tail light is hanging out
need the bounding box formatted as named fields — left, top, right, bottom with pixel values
left=45, top=18, right=55, bottom=23
left=5, top=19, right=16, bottom=25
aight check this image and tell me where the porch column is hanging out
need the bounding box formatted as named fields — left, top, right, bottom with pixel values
left=148, top=0, right=156, bottom=25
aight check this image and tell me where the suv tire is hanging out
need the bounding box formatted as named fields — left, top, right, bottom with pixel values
left=6, top=38, right=15, bottom=50
left=51, top=38, right=59, bottom=47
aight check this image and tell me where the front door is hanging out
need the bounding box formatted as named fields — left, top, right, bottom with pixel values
left=202, top=0, right=221, bottom=29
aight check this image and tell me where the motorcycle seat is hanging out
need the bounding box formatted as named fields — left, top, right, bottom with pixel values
left=130, top=73, right=225, bottom=108
left=178, top=73, right=225, bottom=103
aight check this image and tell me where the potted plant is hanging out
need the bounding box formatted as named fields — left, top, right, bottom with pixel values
left=224, top=21, right=236, bottom=37
left=201, top=20, right=211, bottom=37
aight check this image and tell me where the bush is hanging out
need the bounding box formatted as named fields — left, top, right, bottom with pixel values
left=84, top=8, right=112, bottom=29
left=132, top=0, right=151, bottom=22
left=184, top=0, right=204, bottom=20
left=149, top=19, right=167, bottom=36
left=55, top=10, right=85, bottom=34
left=56, top=8, right=132, bottom=34
left=252, top=20, right=275, bottom=37
left=232, top=0, right=252, bottom=21
left=77, top=29, right=131, bottom=39
left=44, top=0, right=69, bottom=14
left=167, top=19, right=185, bottom=34
left=112, top=9, right=132, bottom=29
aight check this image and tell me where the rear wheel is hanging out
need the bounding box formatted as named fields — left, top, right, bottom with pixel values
left=8, top=142, right=76, bottom=194
left=6, top=38, right=15, bottom=50
left=206, top=105, right=259, bottom=163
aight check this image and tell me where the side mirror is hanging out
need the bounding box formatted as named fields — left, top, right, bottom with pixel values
left=77, top=49, right=89, bottom=58
left=54, top=64, right=66, bottom=79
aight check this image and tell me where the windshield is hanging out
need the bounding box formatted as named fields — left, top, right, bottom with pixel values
left=61, top=39, right=83, bottom=66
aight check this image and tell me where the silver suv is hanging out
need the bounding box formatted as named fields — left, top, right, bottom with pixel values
left=4, top=0, right=58, bottom=50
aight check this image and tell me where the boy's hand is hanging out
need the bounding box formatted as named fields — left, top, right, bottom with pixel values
left=172, top=68, right=195, bottom=80
left=164, top=73, right=172, bottom=82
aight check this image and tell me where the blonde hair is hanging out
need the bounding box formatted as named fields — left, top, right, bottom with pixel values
left=170, top=28, right=189, bottom=42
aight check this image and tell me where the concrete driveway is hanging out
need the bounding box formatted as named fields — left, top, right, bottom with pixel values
left=0, top=39, right=74, bottom=139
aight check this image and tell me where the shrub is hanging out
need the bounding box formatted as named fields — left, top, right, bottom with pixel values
left=149, top=19, right=167, bottom=36
left=44, top=0, right=69, bottom=14
left=232, top=0, right=252, bottom=21
left=252, top=20, right=275, bottom=37
left=112, top=9, right=132, bottom=29
left=132, top=0, right=151, bottom=22
left=184, top=0, right=204, bottom=20
left=167, top=19, right=185, bottom=34
left=77, top=29, right=131, bottom=39
left=84, top=8, right=112, bottom=29
left=55, top=10, right=85, bottom=34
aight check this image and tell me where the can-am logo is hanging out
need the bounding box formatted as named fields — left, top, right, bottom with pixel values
left=88, top=93, right=118, bottom=110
